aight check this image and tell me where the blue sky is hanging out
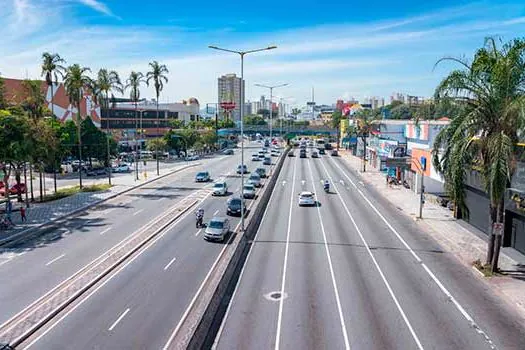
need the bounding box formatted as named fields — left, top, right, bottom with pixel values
left=2, top=0, right=525, bottom=107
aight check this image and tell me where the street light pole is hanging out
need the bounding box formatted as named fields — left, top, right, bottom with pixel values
left=254, top=83, right=289, bottom=141
left=209, top=44, right=277, bottom=232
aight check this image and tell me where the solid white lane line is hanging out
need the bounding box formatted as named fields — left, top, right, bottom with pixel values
left=45, top=254, right=65, bottom=267
left=132, top=209, right=144, bottom=216
left=320, top=159, right=424, bottom=350
left=108, top=308, right=130, bottom=331
left=164, top=257, right=177, bottom=271
left=213, top=156, right=291, bottom=348
left=100, top=227, right=112, bottom=235
left=329, top=158, right=496, bottom=348
left=275, top=156, right=298, bottom=350
left=214, top=210, right=219, bottom=216
left=24, top=194, right=212, bottom=350
left=195, top=229, right=202, bottom=237
left=306, top=159, right=350, bottom=349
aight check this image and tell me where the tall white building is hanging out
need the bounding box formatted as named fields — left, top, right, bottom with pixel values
left=218, top=73, right=245, bottom=121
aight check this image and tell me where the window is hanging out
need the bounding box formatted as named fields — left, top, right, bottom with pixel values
left=209, top=220, right=224, bottom=229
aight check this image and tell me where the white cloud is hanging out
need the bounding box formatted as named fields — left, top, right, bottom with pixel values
left=2, top=1, right=525, bottom=106
left=77, top=0, right=119, bottom=18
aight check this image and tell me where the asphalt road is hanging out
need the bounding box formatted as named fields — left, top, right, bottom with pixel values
left=0, top=146, right=258, bottom=326
left=11, top=143, right=281, bottom=349
left=214, top=151, right=525, bottom=350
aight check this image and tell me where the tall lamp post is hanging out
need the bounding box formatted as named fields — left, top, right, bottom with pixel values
left=209, top=44, right=277, bottom=232
left=254, top=83, right=288, bottom=141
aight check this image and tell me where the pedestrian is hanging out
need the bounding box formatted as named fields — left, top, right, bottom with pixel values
left=20, top=206, right=27, bottom=222
left=5, top=201, right=14, bottom=226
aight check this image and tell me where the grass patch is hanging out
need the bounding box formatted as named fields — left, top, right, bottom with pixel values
left=40, top=184, right=112, bottom=202
left=473, top=259, right=504, bottom=277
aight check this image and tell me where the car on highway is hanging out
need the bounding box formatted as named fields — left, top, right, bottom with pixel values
left=331, top=149, right=339, bottom=156
left=298, top=191, right=316, bottom=206
left=300, top=149, right=307, bottom=158
left=212, top=182, right=228, bottom=196
left=226, top=197, right=246, bottom=216
left=248, top=173, right=262, bottom=187
left=258, top=153, right=265, bottom=160
left=195, top=171, right=210, bottom=182
left=311, top=150, right=319, bottom=158
left=243, top=184, right=256, bottom=199
left=237, top=164, right=248, bottom=174
left=271, top=149, right=279, bottom=157
left=324, top=143, right=333, bottom=150
left=264, top=140, right=270, bottom=147
left=255, top=167, right=267, bottom=178
left=252, top=154, right=260, bottom=161
left=204, top=217, right=231, bottom=242
left=288, top=151, right=295, bottom=157
left=263, top=157, right=271, bottom=165
left=318, top=148, right=326, bottom=155
left=222, top=149, right=234, bottom=155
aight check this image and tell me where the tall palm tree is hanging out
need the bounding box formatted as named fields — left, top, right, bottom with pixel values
left=94, top=69, right=123, bottom=185
left=63, top=64, right=92, bottom=189
left=125, top=71, right=145, bottom=180
left=41, top=52, right=66, bottom=119
left=432, top=38, right=525, bottom=272
left=146, top=61, right=169, bottom=175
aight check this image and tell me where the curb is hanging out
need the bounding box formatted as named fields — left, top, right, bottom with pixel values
left=187, top=147, right=290, bottom=349
left=0, top=163, right=199, bottom=247
left=8, top=199, right=198, bottom=348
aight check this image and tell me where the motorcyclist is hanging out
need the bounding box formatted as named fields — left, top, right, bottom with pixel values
left=195, top=208, right=204, bottom=228
left=323, top=180, right=330, bottom=192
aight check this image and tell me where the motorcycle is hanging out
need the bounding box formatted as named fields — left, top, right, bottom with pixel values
left=196, top=215, right=204, bottom=228
left=323, top=183, right=330, bottom=193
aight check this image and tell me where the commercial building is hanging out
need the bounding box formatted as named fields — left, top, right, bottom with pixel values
left=218, top=74, right=244, bottom=121
left=2, top=77, right=102, bottom=126
left=362, top=96, right=385, bottom=110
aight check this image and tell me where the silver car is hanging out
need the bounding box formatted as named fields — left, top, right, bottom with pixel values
left=212, top=182, right=228, bottom=196
left=204, top=217, right=231, bottom=242
left=248, top=174, right=262, bottom=187
left=243, top=184, right=256, bottom=199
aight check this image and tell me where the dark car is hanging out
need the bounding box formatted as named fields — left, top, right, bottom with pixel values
left=96, top=168, right=107, bottom=175
left=222, top=149, right=234, bottom=155
left=288, top=151, right=295, bottom=157
left=318, top=148, right=326, bottom=155
left=227, top=197, right=246, bottom=216
left=255, top=167, right=267, bottom=178
left=324, top=143, right=333, bottom=150
left=300, top=149, right=307, bottom=158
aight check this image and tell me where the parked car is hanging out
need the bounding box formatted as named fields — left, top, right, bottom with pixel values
left=114, top=164, right=132, bottom=173
left=204, top=217, right=231, bottom=242
left=248, top=174, right=262, bottom=187
left=226, top=197, right=246, bottom=216
left=298, top=191, right=316, bottom=206
left=331, top=149, right=339, bottom=156
left=195, top=171, right=210, bottom=182
left=212, top=182, right=228, bottom=196
left=96, top=168, right=107, bottom=176
left=255, top=167, right=267, bottom=178
left=263, top=157, right=271, bottom=165
left=243, top=184, right=256, bottom=199
left=222, top=149, right=234, bottom=155
left=237, top=164, right=248, bottom=174
left=0, top=183, right=27, bottom=196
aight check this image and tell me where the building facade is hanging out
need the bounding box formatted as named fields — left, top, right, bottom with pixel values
left=218, top=74, right=244, bottom=121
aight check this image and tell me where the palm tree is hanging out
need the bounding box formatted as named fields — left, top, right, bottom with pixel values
left=125, top=71, right=145, bottom=180
left=146, top=61, right=169, bottom=175
left=432, top=38, right=525, bottom=272
left=94, top=69, right=123, bottom=185
left=63, top=64, right=92, bottom=189
left=41, top=52, right=66, bottom=119
left=353, top=109, right=374, bottom=172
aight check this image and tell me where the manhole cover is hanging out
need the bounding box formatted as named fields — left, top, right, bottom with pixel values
left=264, top=291, right=288, bottom=302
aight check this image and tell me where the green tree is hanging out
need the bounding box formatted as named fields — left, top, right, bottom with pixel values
left=169, top=119, right=184, bottom=129
left=125, top=71, right=145, bottom=164
left=291, top=108, right=301, bottom=118
left=432, top=37, right=525, bottom=272
left=218, top=119, right=235, bottom=128
left=331, top=111, right=343, bottom=149
left=146, top=138, right=168, bottom=154
left=63, top=64, right=92, bottom=188
left=21, top=79, right=48, bottom=119
left=41, top=52, right=66, bottom=119
left=244, top=115, right=267, bottom=125
left=0, top=76, right=7, bottom=109
left=201, top=130, right=218, bottom=149
left=390, top=103, right=413, bottom=119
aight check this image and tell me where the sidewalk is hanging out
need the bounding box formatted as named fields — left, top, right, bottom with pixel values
left=339, top=150, right=525, bottom=316
left=0, top=161, right=195, bottom=244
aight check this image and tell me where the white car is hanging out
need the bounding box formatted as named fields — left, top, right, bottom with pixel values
left=298, top=191, right=316, bottom=206
left=252, top=154, right=260, bottom=161
left=204, top=217, right=231, bottom=242
left=114, top=164, right=132, bottom=173
left=243, top=184, right=256, bottom=199
left=212, top=182, right=228, bottom=196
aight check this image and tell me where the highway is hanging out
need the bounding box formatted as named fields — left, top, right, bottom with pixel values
left=8, top=143, right=280, bottom=349
left=214, top=151, right=525, bottom=350
left=0, top=147, right=253, bottom=325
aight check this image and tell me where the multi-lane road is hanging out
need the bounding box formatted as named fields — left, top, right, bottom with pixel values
left=2, top=143, right=525, bottom=349
left=214, top=150, right=525, bottom=350
left=0, top=144, right=278, bottom=349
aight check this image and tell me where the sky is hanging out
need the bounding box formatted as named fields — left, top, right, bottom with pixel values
left=2, top=0, right=525, bottom=108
